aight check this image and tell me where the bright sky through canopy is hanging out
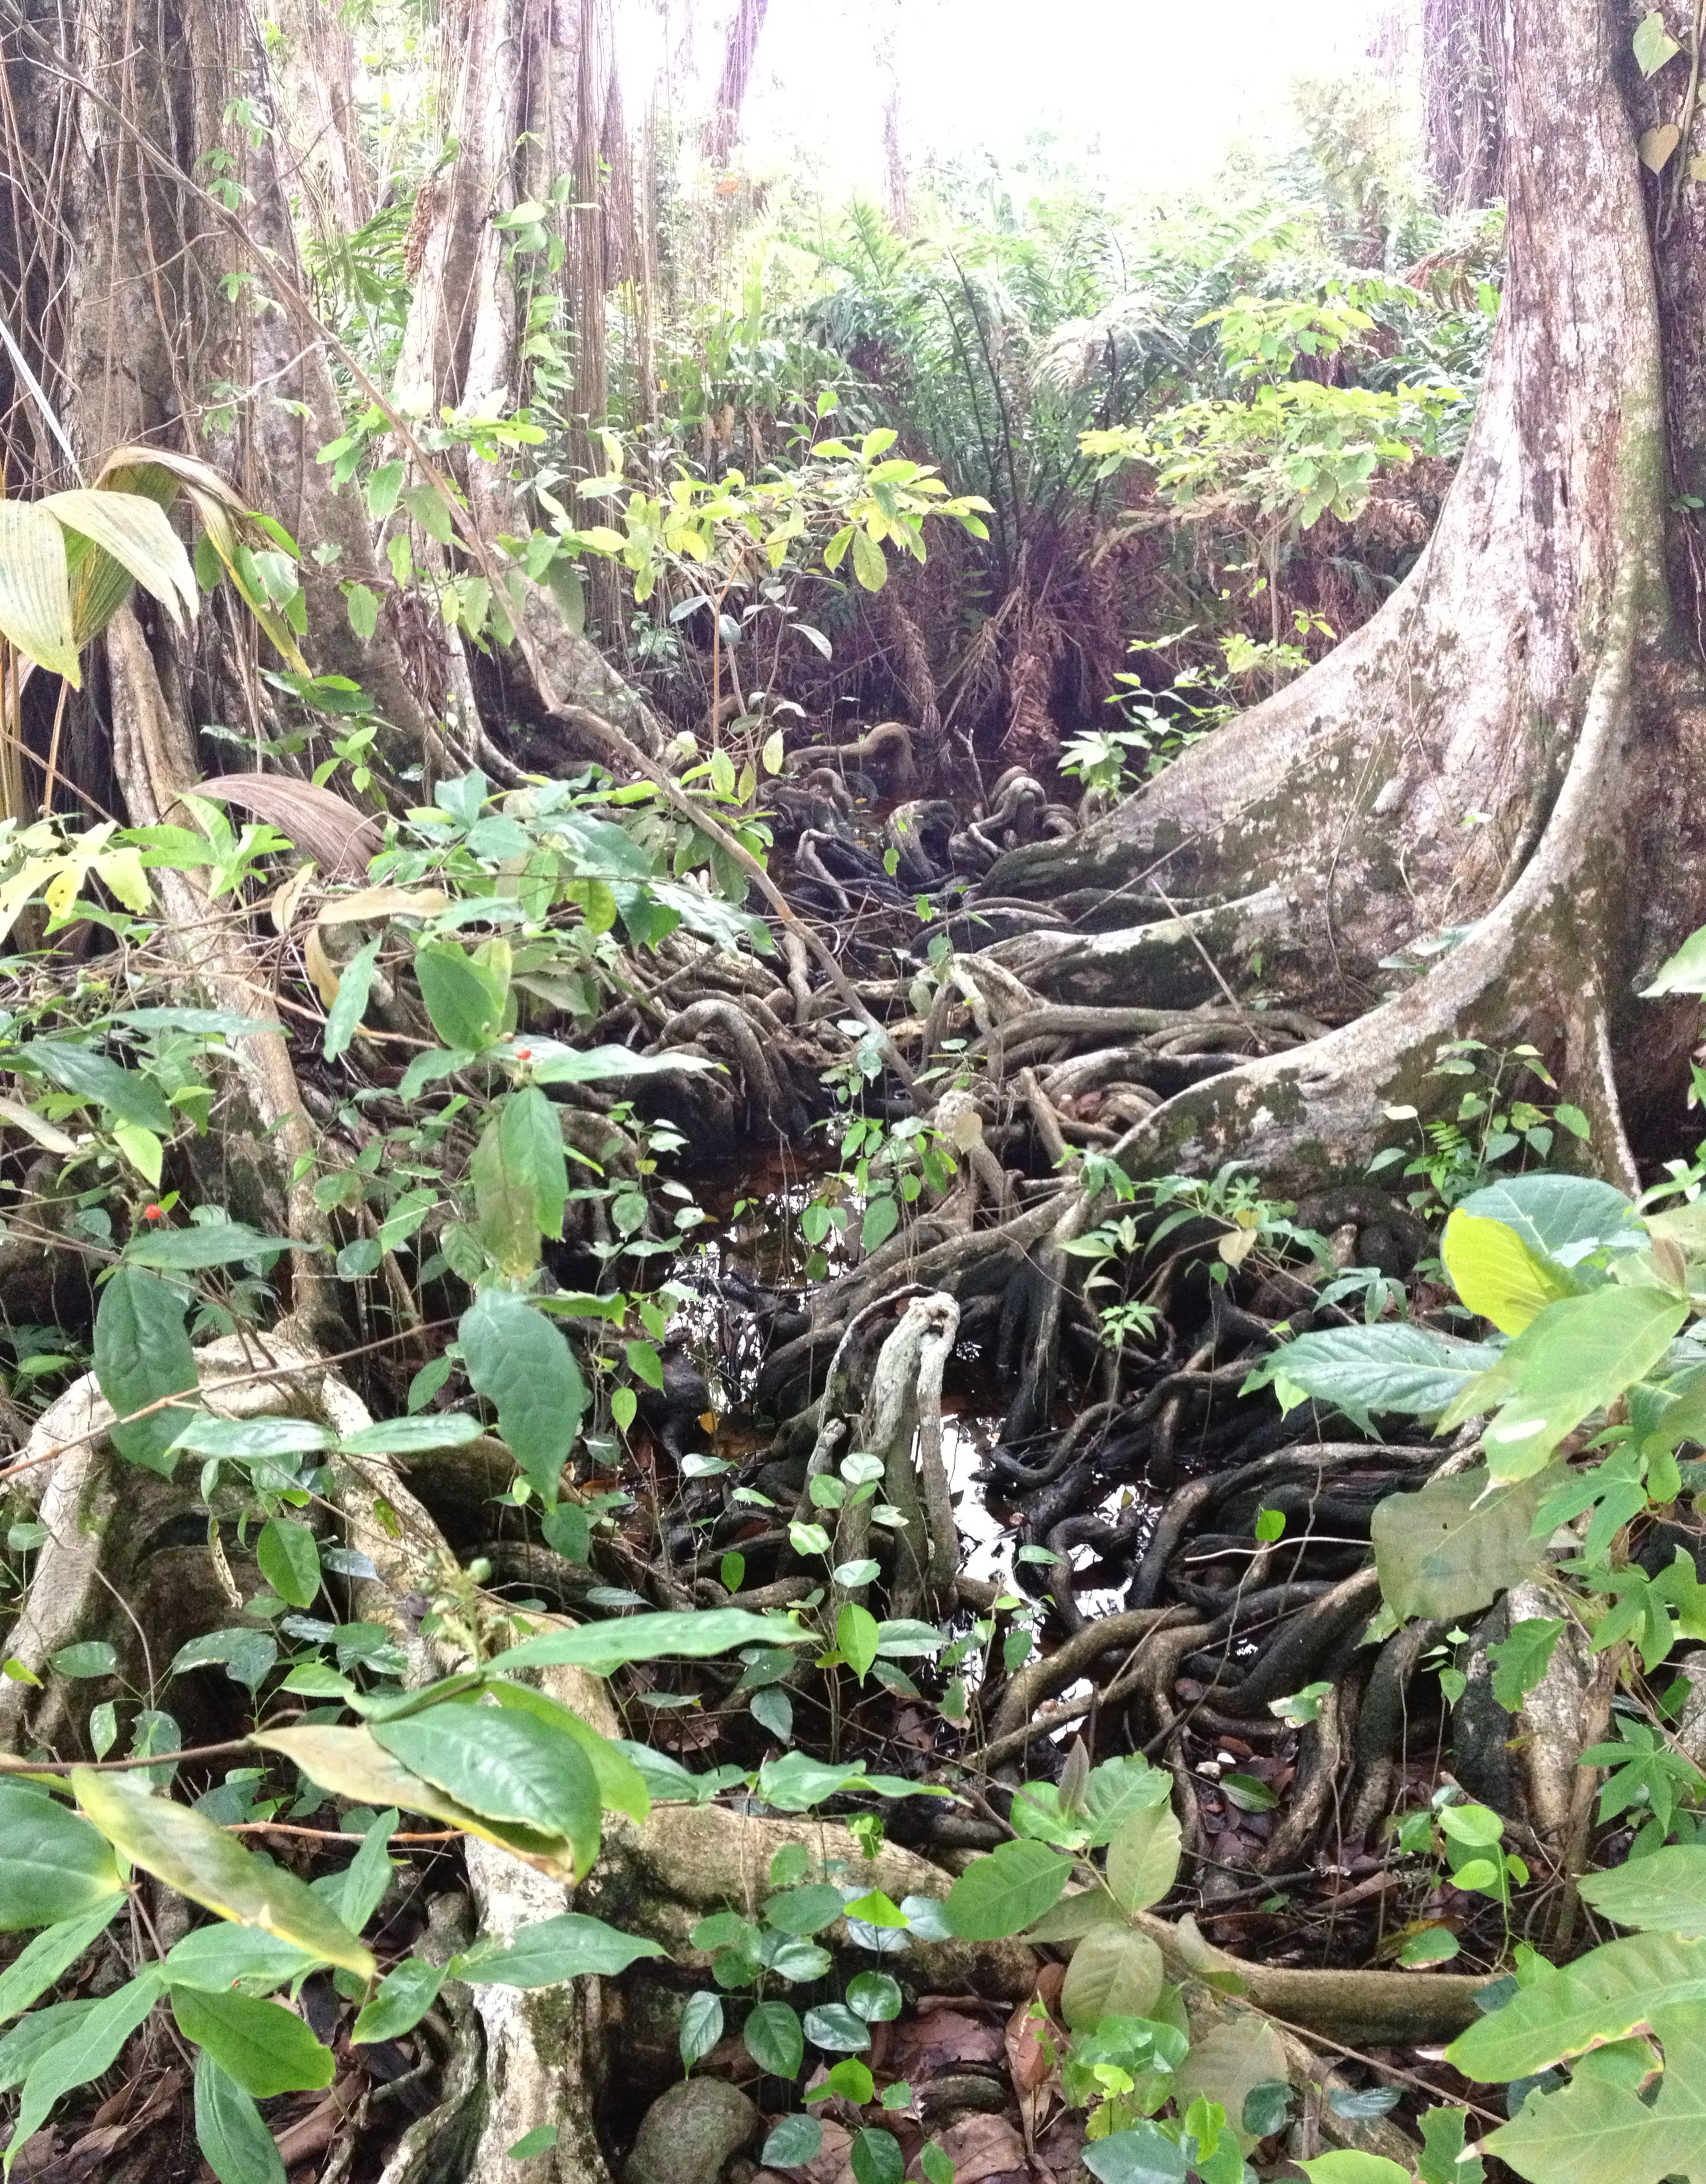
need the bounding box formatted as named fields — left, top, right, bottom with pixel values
left=736, top=0, right=1396, bottom=198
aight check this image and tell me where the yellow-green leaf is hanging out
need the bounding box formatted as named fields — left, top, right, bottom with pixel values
left=250, top=1725, right=578, bottom=1880
left=47, top=489, right=198, bottom=633
left=70, top=1771, right=373, bottom=1977
left=1441, top=1210, right=1575, bottom=1334
left=0, top=500, right=79, bottom=683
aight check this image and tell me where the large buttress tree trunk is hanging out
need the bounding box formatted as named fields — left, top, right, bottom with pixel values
left=988, top=0, right=1706, bottom=1191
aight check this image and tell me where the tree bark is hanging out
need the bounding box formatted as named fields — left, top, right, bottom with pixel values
left=986, top=0, right=1706, bottom=1187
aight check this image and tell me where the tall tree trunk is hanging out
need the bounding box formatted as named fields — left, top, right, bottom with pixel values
left=700, top=0, right=769, bottom=166
left=988, top=0, right=1706, bottom=1190
left=394, top=0, right=669, bottom=754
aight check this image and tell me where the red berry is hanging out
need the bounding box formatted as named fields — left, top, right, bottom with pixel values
left=142, top=1203, right=163, bottom=1222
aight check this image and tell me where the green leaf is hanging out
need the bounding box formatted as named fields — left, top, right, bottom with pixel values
left=324, top=932, right=381, bottom=1061
left=0, top=1784, right=123, bottom=1930
left=335, top=1805, right=400, bottom=1933
left=125, top=1220, right=301, bottom=1272
left=1448, top=1932, right=1706, bottom=2079
left=1484, top=2018, right=1706, bottom=2184
left=1418, top=2108, right=1482, bottom=2184
left=1107, top=1799, right=1182, bottom=1912
left=1442, top=1209, right=1578, bottom=1334
left=1081, top=2122, right=1191, bottom=2184
left=51, top=1642, right=117, bottom=1679
left=1370, top=1467, right=1550, bottom=1621
left=169, top=1628, right=278, bottom=1692
left=0, top=498, right=79, bottom=683
left=0, top=2000, right=97, bottom=2094
left=803, top=2002, right=870, bottom=2052
left=1455, top=1175, right=1642, bottom=1265
left=257, top=1516, right=320, bottom=1609
left=944, top=1840, right=1073, bottom=1940
left=453, top=1912, right=666, bottom=1986
left=171, top=1985, right=334, bottom=2096
left=808, top=2057, right=874, bottom=2104
left=850, top=524, right=888, bottom=592
left=9, top=1972, right=163, bottom=2173
left=1635, top=8, right=1683, bottom=75
left=93, top=1266, right=197, bottom=1474
left=414, top=941, right=507, bottom=1050
left=250, top=1724, right=579, bottom=1872
left=1296, top=2159, right=1411, bottom=2184
left=471, top=1108, right=544, bottom=1277
left=1468, top=1287, right=1689, bottom=1482
left=503, top=1086, right=568, bottom=1242
left=762, top=2114, right=823, bottom=2167
left=372, top=1704, right=602, bottom=1877
left=836, top=1602, right=880, bottom=1681
left=164, top=1923, right=320, bottom=1994
left=0, top=1896, right=123, bottom=2022
left=194, top=2051, right=286, bottom=2184
left=1177, top=2020, right=1293, bottom=2154
left=846, top=1972, right=902, bottom=2022
left=70, top=1771, right=374, bottom=1976
left=1489, top=1617, right=1565, bottom=1711
left=746, top=1998, right=804, bottom=2077
left=490, top=1609, right=812, bottom=1675
left=1059, top=1925, right=1165, bottom=2030
left=852, top=2127, right=904, bottom=2184
left=352, top=1959, right=445, bottom=2043
left=459, top=1290, right=586, bottom=1503
left=765, top=1884, right=846, bottom=1937
left=27, top=1042, right=172, bottom=1132
left=170, top=1418, right=330, bottom=1460
left=483, top=1683, right=650, bottom=1822
left=1261, top=1323, right=1504, bottom=1424
left=679, top=1988, right=723, bottom=2069
left=337, top=1413, right=483, bottom=1456
left=1579, top=1844, right=1706, bottom=1936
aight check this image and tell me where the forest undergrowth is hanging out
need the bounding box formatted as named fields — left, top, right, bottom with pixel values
left=4, top=7, right=1706, bottom=2184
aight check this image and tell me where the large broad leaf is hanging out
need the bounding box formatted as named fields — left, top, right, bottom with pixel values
left=163, top=1922, right=320, bottom=1995
left=458, top=1290, right=586, bottom=1502
left=452, top=1911, right=666, bottom=1987
left=1645, top=922, right=1706, bottom=995
left=1456, top=1175, right=1643, bottom=1268
left=0, top=498, right=79, bottom=683
left=93, top=1266, right=198, bottom=1474
left=1578, top=1845, right=1706, bottom=1936
left=1483, top=2002, right=1706, bottom=2184
left=371, top=1703, right=601, bottom=1877
left=71, top=1771, right=373, bottom=1977
left=0, top=1784, right=123, bottom=1931
left=249, top=1725, right=577, bottom=1878
left=46, top=488, right=197, bottom=629
left=193, top=2051, right=286, bottom=2184
left=125, top=1220, right=302, bottom=1271
left=1107, top=1802, right=1182, bottom=1913
left=1370, top=1466, right=1550, bottom=1621
left=483, top=1682, right=650, bottom=1822
left=26, top=1042, right=172, bottom=1133
left=1174, top=2020, right=1292, bottom=2154
left=1442, top=1211, right=1579, bottom=1334
left=1059, top=1925, right=1165, bottom=2030
left=1448, top=1932, right=1706, bottom=2079
left=470, top=1104, right=547, bottom=1278
left=517, top=1039, right=715, bottom=1085
left=413, top=942, right=507, bottom=1050
left=0, top=2000, right=99, bottom=2093
left=9, top=1974, right=162, bottom=2170
left=0, top=1896, right=124, bottom=2021
left=169, top=1986, right=334, bottom=2097
left=944, top=1840, right=1073, bottom=1940
left=1454, top=1286, right=1690, bottom=1482
left=1264, top=1323, right=1504, bottom=1426
left=491, top=1607, right=812, bottom=1675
